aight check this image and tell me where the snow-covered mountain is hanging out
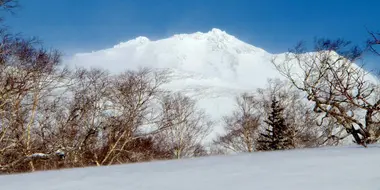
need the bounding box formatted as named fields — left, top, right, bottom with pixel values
left=67, top=28, right=278, bottom=84
left=66, top=28, right=287, bottom=138
left=64, top=28, right=377, bottom=141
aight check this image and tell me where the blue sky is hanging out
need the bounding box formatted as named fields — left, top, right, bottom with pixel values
left=5, top=0, right=380, bottom=69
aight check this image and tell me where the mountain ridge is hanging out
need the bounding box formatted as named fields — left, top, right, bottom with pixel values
left=68, top=28, right=278, bottom=87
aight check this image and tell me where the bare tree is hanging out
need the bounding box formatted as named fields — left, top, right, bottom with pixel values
left=367, top=30, right=380, bottom=56
left=0, top=31, right=69, bottom=173
left=213, top=93, right=260, bottom=153
left=0, top=0, right=74, bottom=173
left=272, top=38, right=380, bottom=146
left=0, top=0, right=201, bottom=174
left=157, top=92, right=212, bottom=159
left=0, top=0, right=18, bottom=16
left=214, top=78, right=328, bottom=154
left=97, top=67, right=171, bottom=165
left=43, top=68, right=111, bottom=168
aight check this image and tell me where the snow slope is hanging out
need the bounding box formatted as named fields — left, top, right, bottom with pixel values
left=67, top=28, right=277, bottom=87
left=65, top=28, right=287, bottom=138
left=1, top=145, right=379, bottom=190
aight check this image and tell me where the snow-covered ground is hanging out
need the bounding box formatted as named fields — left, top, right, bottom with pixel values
left=1, top=145, right=379, bottom=190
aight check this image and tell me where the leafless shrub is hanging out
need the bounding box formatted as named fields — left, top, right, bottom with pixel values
left=0, top=64, right=176, bottom=173
left=213, top=93, right=260, bottom=153
left=156, top=92, right=213, bottom=159
left=96, top=67, right=171, bottom=166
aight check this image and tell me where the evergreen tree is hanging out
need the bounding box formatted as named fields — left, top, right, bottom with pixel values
left=256, top=96, right=295, bottom=151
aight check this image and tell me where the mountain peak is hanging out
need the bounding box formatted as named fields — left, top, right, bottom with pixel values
left=113, top=36, right=150, bottom=48
left=208, top=28, right=227, bottom=35
left=170, top=28, right=236, bottom=43
left=114, top=28, right=236, bottom=49
left=205, top=28, right=234, bottom=40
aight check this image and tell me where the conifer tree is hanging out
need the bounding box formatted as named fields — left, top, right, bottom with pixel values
left=256, top=96, right=295, bottom=151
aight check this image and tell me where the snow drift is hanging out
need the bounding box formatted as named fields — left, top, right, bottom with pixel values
left=1, top=145, right=379, bottom=190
